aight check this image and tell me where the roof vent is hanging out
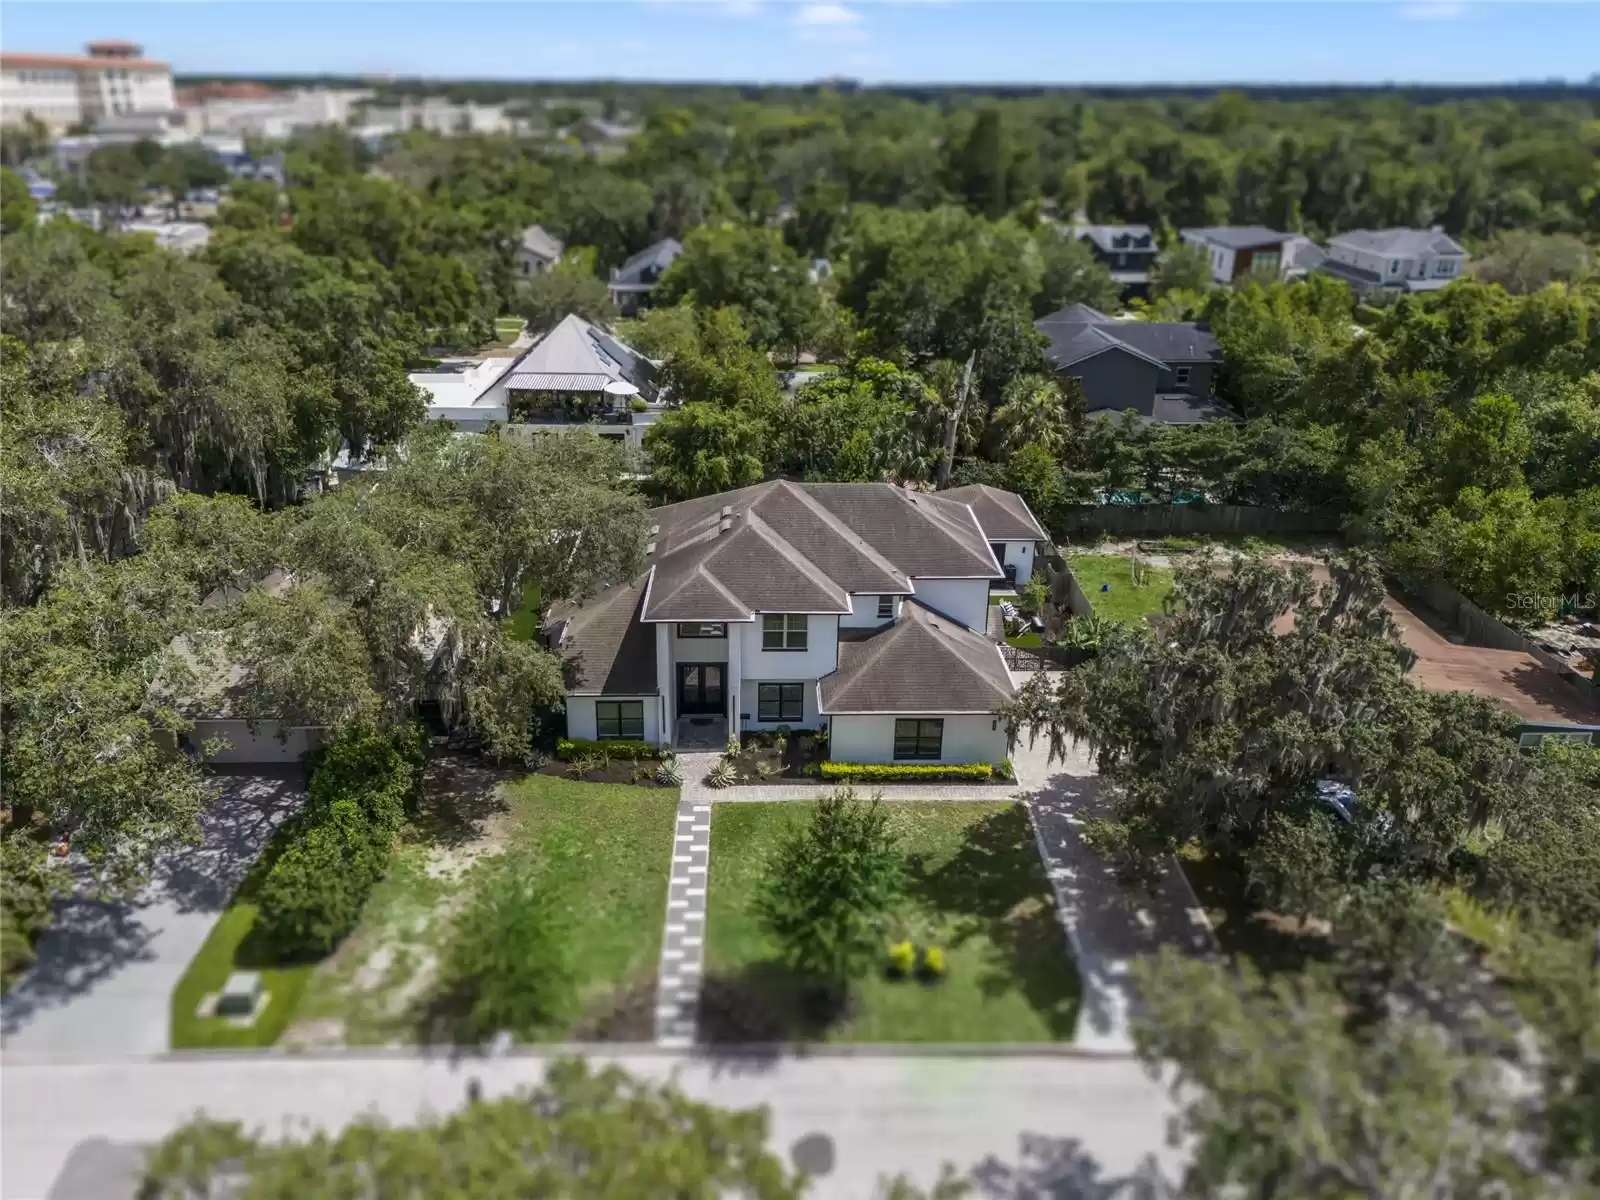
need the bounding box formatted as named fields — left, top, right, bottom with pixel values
left=718, top=516, right=733, bottom=534
left=649, top=522, right=659, bottom=536
left=720, top=505, right=734, bottom=519
left=645, top=540, right=656, bottom=556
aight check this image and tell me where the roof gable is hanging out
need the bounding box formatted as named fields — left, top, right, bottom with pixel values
left=820, top=600, right=1016, bottom=714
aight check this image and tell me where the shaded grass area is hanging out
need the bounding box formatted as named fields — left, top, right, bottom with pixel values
left=1177, top=843, right=1331, bottom=977
left=1068, top=554, right=1174, bottom=625
left=506, top=585, right=542, bottom=642
left=1145, top=532, right=1341, bottom=556
left=293, top=771, right=678, bottom=1046
left=169, top=825, right=318, bottom=1049
left=702, top=803, right=1080, bottom=1044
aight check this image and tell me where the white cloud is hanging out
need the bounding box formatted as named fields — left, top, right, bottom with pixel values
left=794, top=3, right=862, bottom=26
left=1399, top=1, right=1464, bottom=19
left=722, top=0, right=763, bottom=15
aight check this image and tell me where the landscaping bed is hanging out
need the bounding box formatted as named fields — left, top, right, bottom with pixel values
left=709, top=730, right=828, bottom=785
left=701, top=802, right=1080, bottom=1043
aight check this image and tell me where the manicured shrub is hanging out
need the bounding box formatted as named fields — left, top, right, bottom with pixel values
left=920, top=945, right=948, bottom=980
left=655, top=756, right=683, bottom=786
left=886, top=939, right=916, bottom=979
left=556, top=738, right=658, bottom=761
left=0, top=835, right=60, bottom=982
left=437, top=853, right=576, bottom=1040
left=254, top=724, right=425, bottom=957
left=819, top=761, right=998, bottom=783
left=706, top=759, right=738, bottom=789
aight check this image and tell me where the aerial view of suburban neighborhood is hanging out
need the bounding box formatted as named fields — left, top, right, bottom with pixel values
left=2, top=1, right=1599, bottom=1196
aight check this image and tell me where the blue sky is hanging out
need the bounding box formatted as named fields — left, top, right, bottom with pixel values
left=4, top=2, right=1597, bottom=85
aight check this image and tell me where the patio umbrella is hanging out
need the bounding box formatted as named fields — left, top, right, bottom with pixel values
left=603, top=380, right=640, bottom=397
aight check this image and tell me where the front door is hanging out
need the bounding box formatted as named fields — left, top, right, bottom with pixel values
left=990, top=542, right=1017, bottom=585
left=677, top=663, right=725, bottom=716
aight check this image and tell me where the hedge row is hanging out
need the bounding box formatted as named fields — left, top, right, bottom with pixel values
left=819, top=761, right=1006, bottom=783
left=254, top=724, right=426, bottom=957
left=556, top=738, right=659, bottom=761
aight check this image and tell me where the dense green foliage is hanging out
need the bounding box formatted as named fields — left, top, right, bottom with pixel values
left=554, top=738, right=659, bottom=761
left=254, top=724, right=425, bottom=956
left=140, top=1058, right=803, bottom=1198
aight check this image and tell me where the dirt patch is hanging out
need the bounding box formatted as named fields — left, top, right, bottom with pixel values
left=425, top=804, right=517, bottom=882
left=566, top=973, right=661, bottom=1042
left=279, top=1016, right=346, bottom=1049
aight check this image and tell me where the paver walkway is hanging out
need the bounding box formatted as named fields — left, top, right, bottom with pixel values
left=652, top=795, right=711, bottom=1046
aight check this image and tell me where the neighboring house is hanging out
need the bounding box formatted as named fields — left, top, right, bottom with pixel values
left=516, top=224, right=564, bottom=277
left=1317, top=227, right=1467, bottom=296
left=1036, top=303, right=1227, bottom=424
left=415, top=313, right=666, bottom=451
left=1282, top=234, right=1326, bottom=281
left=1, top=39, right=176, bottom=133
left=1068, top=224, right=1159, bottom=297
left=1180, top=226, right=1301, bottom=284
left=121, top=218, right=210, bottom=254
left=608, top=238, right=681, bottom=316
left=544, top=481, right=1035, bottom=763
left=939, top=484, right=1049, bottom=587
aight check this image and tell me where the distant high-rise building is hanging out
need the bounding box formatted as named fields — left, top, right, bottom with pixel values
left=1, top=39, right=176, bottom=132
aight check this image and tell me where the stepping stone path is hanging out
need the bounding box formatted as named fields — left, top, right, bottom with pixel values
left=653, top=796, right=711, bottom=1046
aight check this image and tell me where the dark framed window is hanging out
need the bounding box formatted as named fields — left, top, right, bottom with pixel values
left=876, top=595, right=894, bottom=619
left=676, top=622, right=726, bottom=638
left=757, top=683, right=803, bottom=723
left=1174, top=365, right=1191, bottom=386
left=761, top=614, right=807, bottom=651
left=596, top=701, right=644, bottom=740
left=893, top=719, right=944, bottom=761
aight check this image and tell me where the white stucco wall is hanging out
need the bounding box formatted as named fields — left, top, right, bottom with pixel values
left=737, top=613, right=840, bottom=682
left=907, top=579, right=990, bottom=633
left=565, top=695, right=661, bottom=745
left=839, top=593, right=899, bottom=630
left=672, top=626, right=732, bottom=664
left=999, top=541, right=1035, bottom=586
left=827, top=714, right=1010, bottom=766
left=191, top=720, right=325, bottom=765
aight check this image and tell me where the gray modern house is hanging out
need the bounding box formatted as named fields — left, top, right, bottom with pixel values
left=1036, top=304, right=1226, bottom=424
left=608, top=237, right=682, bottom=316
left=1067, top=224, right=1159, bottom=297
left=1316, top=227, right=1467, bottom=296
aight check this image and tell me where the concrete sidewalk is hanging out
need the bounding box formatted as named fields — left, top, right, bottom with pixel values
left=1, top=773, right=303, bottom=1059
left=3, top=1050, right=1183, bottom=1200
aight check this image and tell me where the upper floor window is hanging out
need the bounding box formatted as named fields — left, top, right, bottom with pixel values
left=761, top=614, right=807, bottom=651
left=677, top=622, right=726, bottom=639
left=876, top=595, right=895, bottom=619
left=1435, top=259, right=1454, bottom=276
left=1250, top=251, right=1281, bottom=277
left=1388, top=259, right=1401, bottom=275
left=1174, top=365, right=1192, bottom=386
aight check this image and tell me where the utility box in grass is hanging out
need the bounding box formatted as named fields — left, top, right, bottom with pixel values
left=216, top=971, right=264, bottom=1018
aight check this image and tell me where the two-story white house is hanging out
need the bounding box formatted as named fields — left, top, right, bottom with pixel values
left=1317, top=227, right=1467, bottom=297
left=545, top=481, right=1048, bottom=763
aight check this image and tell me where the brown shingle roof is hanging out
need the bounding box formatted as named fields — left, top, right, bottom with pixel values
left=549, top=581, right=658, bottom=695
left=940, top=484, right=1049, bottom=542
left=820, top=600, right=1016, bottom=714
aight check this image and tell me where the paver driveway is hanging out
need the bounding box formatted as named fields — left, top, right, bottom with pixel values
left=1, top=771, right=303, bottom=1060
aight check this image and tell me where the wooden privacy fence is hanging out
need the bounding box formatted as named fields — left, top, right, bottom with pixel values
left=1057, top=504, right=1343, bottom=539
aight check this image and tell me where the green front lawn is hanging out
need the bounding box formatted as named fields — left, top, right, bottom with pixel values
left=170, top=827, right=319, bottom=1049
left=703, top=802, right=1079, bottom=1044
left=1068, top=554, right=1174, bottom=625
left=289, top=773, right=678, bottom=1045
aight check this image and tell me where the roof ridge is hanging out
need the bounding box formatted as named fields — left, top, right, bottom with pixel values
left=907, top=491, right=1000, bottom=573
left=735, top=508, right=853, bottom=610
left=777, top=482, right=911, bottom=590
left=903, top=601, right=1015, bottom=703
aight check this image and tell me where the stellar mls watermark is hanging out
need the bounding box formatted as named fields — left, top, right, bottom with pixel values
left=1504, top=592, right=1599, bottom=612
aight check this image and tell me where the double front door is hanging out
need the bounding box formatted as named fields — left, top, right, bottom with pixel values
left=677, top=663, right=725, bottom=715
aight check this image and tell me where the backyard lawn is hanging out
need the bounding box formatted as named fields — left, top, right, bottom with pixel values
left=506, top=584, right=542, bottom=641
left=702, top=802, right=1080, bottom=1044
left=177, top=766, right=678, bottom=1048
left=1068, top=554, right=1174, bottom=625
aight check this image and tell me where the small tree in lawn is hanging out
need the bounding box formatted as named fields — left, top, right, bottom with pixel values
left=755, top=788, right=903, bottom=1008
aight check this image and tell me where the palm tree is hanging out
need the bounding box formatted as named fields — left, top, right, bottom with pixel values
left=994, top=373, right=1069, bottom=457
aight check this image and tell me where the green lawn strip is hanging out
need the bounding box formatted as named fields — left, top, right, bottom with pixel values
left=1068, top=554, right=1174, bottom=625
left=500, top=777, right=679, bottom=1038
left=506, top=585, right=542, bottom=641
left=1177, top=844, right=1330, bottom=977
left=705, top=802, right=1079, bottom=1043
left=170, top=825, right=318, bottom=1049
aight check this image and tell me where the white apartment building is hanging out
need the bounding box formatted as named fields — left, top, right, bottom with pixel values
left=1, top=40, right=175, bottom=132
left=175, top=85, right=374, bottom=139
